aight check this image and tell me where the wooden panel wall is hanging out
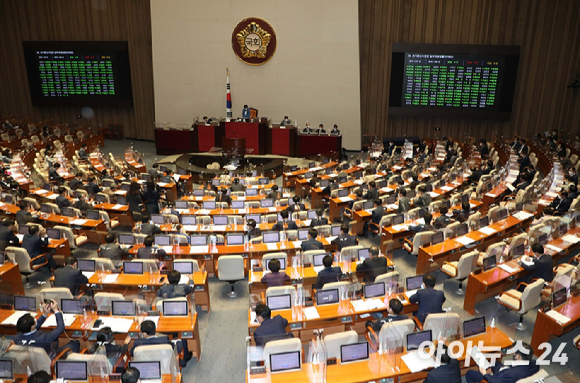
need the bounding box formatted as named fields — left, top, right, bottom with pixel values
left=0, top=0, right=155, bottom=140
left=359, top=0, right=580, bottom=142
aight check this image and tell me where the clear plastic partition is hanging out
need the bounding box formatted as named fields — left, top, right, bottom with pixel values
left=552, top=273, right=573, bottom=295
left=86, top=346, right=112, bottom=377
left=384, top=273, right=402, bottom=296
left=4, top=345, right=49, bottom=374
left=381, top=326, right=404, bottom=374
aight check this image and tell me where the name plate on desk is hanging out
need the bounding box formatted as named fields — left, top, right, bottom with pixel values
left=341, top=316, right=353, bottom=324
left=290, top=323, right=303, bottom=330
left=194, top=285, right=204, bottom=291
left=180, top=331, right=193, bottom=339
left=253, top=266, right=263, bottom=272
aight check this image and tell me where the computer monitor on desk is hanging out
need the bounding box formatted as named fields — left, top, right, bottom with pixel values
left=340, top=342, right=369, bottom=364
left=0, top=360, right=13, bottom=381
left=181, top=215, right=196, bottom=225
left=56, top=361, right=88, bottom=382
left=482, top=255, right=497, bottom=271
left=431, top=232, right=444, bottom=245
left=263, top=232, right=280, bottom=244
left=175, top=201, right=188, bottom=209
left=406, top=330, right=432, bottom=351
left=362, top=200, right=374, bottom=210
left=392, top=214, right=405, bottom=225
left=213, top=215, right=228, bottom=225
left=312, top=253, right=327, bottom=267
left=117, top=195, right=127, bottom=205
left=266, top=294, right=292, bottom=311
left=154, top=235, right=170, bottom=246
left=456, top=223, right=468, bottom=237
left=190, top=235, right=208, bottom=246
left=61, top=299, right=84, bottom=315
left=193, top=189, right=204, bottom=197
left=40, top=203, right=52, bottom=214
left=363, top=282, right=385, bottom=299
left=406, top=275, right=424, bottom=291
left=298, top=229, right=309, bottom=241
left=463, top=317, right=486, bottom=338
left=479, top=216, right=489, bottom=228
left=173, top=261, right=193, bottom=275
left=14, top=295, right=37, bottom=312
left=269, top=351, right=301, bottom=373
left=358, top=248, right=370, bottom=260
left=162, top=300, right=188, bottom=316
left=47, top=228, right=61, bottom=240
left=129, top=362, right=162, bottom=381
left=316, top=288, right=339, bottom=305
left=119, top=234, right=135, bottom=246
left=112, top=300, right=136, bottom=316
left=497, top=208, right=508, bottom=221
left=203, top=201, right=216, bottom=210
left=87, top=210, right=100, bottom=220
left=77, top=259, right=95, bottom=272
left=265, top=257, right=286, bottom=270
left=226, top=233, right=244, bottom=245
left=123, top=261, right=144, bottom=274
left=510, top=244, right=525, bottom=259
left=61, top=207, right=75, bottom=217
left=307, top=210, right=317, bottom=220
left=331, top=225, right=341, bottom=237
left=231, top=200, right=245, bottom=209
left=553, top=287, right=568, bottom=308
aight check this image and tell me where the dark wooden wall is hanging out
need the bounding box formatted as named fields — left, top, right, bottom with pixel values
left=359, top=0, right=580, bottom=142
left=0, top=0, right=155, bottom=140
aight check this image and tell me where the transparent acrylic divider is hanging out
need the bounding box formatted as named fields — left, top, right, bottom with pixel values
left=440, top=312, right=461, bottom=344
left=87, top=346, right=113, bottom=378
left=5, top=346, right=42, bottom=375
left=382, top=325, right=404, bottom=374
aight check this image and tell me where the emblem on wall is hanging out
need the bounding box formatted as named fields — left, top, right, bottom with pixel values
left=232, top=17, right=277, bottom=66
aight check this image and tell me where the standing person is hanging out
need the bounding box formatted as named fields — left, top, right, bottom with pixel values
left=127, top=181, right=145, bottom=217
left=143, top=181, right=161, bottom=214
left=359, top=199, right=383, bottom=237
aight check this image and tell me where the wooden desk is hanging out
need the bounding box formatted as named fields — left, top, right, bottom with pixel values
left=0, top=263, right=25, bottom=296
left=39, top=213, right=107, bottom=244
left=282, top=162, right=338, bottom=189
left=124, top=151, right=146, bottom=174
left=94, top=203, right=134, bottom=227
left=417, top=213, right=534, bottom=275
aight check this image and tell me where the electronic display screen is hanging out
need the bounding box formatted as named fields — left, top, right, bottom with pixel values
left=163, top=301, right=188, bottom=316
left=307, top=210, right=317, bottom=219
left=190, top=235, right=208, bottom=246
left=231, top=200, right=245, bottom=209
left=298, top=229, right=309, bottom=240
left=270, top=351, right=301, bottom=373
left=337, top=189, right=348, bottom=198
left=61, top=299, right=84, bottom=315
left=47, top=228, right=61, bottom=240
left=14, top=295, right=37, bottom=312
left=358, top=248, right=370, bottom=260
left=407, top=330, right=432, bottom=351
left=175, top=201, right=189, bottom=209
left=340, top=342, right=369, bottom=364
left=87, top=210, right=100, bottom=220
left=553, top=287, right=567, bottom=308
left=151, top=214, right=165, bottom=224
left=331, top=225, right=341, bottom=236
left=119, top=234, right=135, bottom=245
left=112, top=300, right=135, bottom=316
left=483, top=255, right=497, bottom=271
left=56, top=361, right=88, bottom=381
left=213, top=215, right=228, bottom=225
left=363, top=283, right=385, bottom=299
left=263, top=232, right=280, bottom=244
left=23, top=41, right=133, bottom=107
left=77, top=259, right=95, bottom=272
left=463, top=317, right=486, bottom=338
left=226, top=233, right=244, bottom=245
left=181, top=215, right=196, bottom=225
left=129, top=362, right=161, bottom=380
left=313, top=253, right=327, bottom=266
left=316, top=289, right=339, bottom=305
left=154, top=235, right=170, bottom=246
left=123, top=261, right=143, bottom=274
left=173, top=261, right=194, bottom=274
left=0, top=360, right=12, bottom=380
left=406, top=275, right=424, bottom=291
left=266, top=294, right=291, bottom=310
left=203, top=201, right=216, bottom=210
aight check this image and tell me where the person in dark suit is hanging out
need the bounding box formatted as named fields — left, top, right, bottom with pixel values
left=363, top=181, right=379, bottom=201
left=288, top=196, right=306, bottom=213
left=454, top=201, right=471, bottom=223
left=518, top=153, right=531, bottom=172
left=215, top=188, right=231, bottom=205
left=544, top=190, right=572, bottom=215
left=86, top=176, right=101, bottom=196
left=55, top=186, right=71, bottom=210
left=266, top=185, right=282, bottom=201
left=314, top=255, right=342, bottom=289
left=143, top=182, right=161, bottom=214
left=137, top=236, right=166, bottom=260
left=424, top=344, right=461, bottom=383
left=70, top=173, right=83, bottom=191
left=510, top=137, right=522, bottom=151
left=246, top=219, right=262, bottom=241
left=356, top=246, right=388, bottom=282
left=518, top=243, right=554, bottom=286
left=78, top=143, right=89, bottom=160
left=54, top=255, right=89, bottom=295
left=74, top=194, right=91, bottom=216
left=366, top=299, right=408, bottom=334
left=386, top=141, right=396, bottom=156
left=317, top=124, right=326, bottom=134
left=301, top=228, right=324, bottom=251
left=465, top=342, right=539, bottom=383
left=330, top=124, right=340, bottom=135
left=331, top=224, right=357, bottom=250
left=397, top=189, right=411, bottom=214
left=360, top=199, right=384, bottom=237
left=408, top=274, right=446, bottom=324
left=569, top=184, right=579, bottom=199
left=157, top=270, right=194, bottom=299
left=479, top=139, right=490, bottom=159
left=302, top=123, right=314, bottom=134
left=48, top=163, right=64, bottom=184
left=130, top=320, right=172, bottom=356
left=229, top=178, right=246, bottom=192
left=310, top=208, right=328, bottom=227
left=28, top=371, right=51, bottom=383
left=434, top=206, right=452, bottom=229
left=414, top=186, right=432, bottom=208
left=409, top=212, right=435, bottom=233
left=272, top=210, right=298, bottom=231
left=22, top=225, right=57, bottom=270
left=0, top=218, right=19, bottom=251
left=261, top=258, right=290, bottom=287
left=16, top=201, right=34, bottom=225
left=253, top=304, right=291, bottom=346
left=483, top=160, right=494, bottom=175
left=519, top=139, right=529, bottom=155
left=99, top=232, right=127, bottom=269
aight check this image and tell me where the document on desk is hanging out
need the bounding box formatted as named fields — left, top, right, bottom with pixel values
left=212, top=225, right=227, bottom=231
left=112, top=204, right=125, bottom=210
left=467, top=346, right=492, bottom=370
left=513, top=211, right=534, bottom=221
left=266, top=243, right=278, bottom=251
left=404, top=290, right=418, bottom=300
left=562, top=234, right=580, bottom=244
left=35, top=189, right=49, bottom=194
left=546, top=310, right=571, bottom=324
left=392, top=165, right=402, bottom=170
left=47, top=194, right=58, bottom=200
left=386, top=204, right=399, bottom=210
left=546, top=191, right=559, bottom=198
left=498, top=264, right=518, bottom=274
left=189, top=246, right=209, bottom=254
left=103, top=274, right=119, bottom=283
left=157, top=182, right=168, bottom=187
left=145, top=316, right=160, bottom=327
left=455, top=236, right=475, bottom=246
left=485, top=193, right=497, bottom=198
left=43, top=313, right=77, bottom=327
left=350, top=300, right=370, bottom=313
left=538, top=199, right=551, bottom=206
left=338, top=197, right=353, bottom=203
left=71, top=219, right=88, bottom=226
left=82, top=271, right=95, bottom=279
left=313, top=266, right=324, bottom=275
left=440, top=186, right=453, bottom=192
left=392, top=224, right=409, bottom=232
left=429, top=192, right=440, bottom=198
left=546, top=244, right=563, bottom=253
left=365, top=298, right=386, bottom=310
left=327, top=236, right=337, bottom=243
left=2, top=311, right=32, bottom=326
left=479, top=227, right=497, bottom=235
left=198, top=209, right=210, bottom=215
left=182, top=225, right=196, bottom=232
left=293, top=241, right=302, bottom=248
left=303, top=220, right=312, bottom=226
left=353, top=180, right=363, bottom=185
left=268, top=207, right=277, bottom=212
left=96, top=317, right=133, bottom=333
left=159, top=246, right=173, bottom=253
left=506, top=184, right=516, bottom=192
left=303, top=307, right=320, bottom=320
left=402, top=351, right=437, bottom=373
left=415, top=218, right=425, bottom=225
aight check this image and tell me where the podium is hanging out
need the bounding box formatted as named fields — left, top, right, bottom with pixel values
left=222, top=121, right=267, bottom=154
left=268, top=126, right=296, bottom=156
left=222, top=136, right=246, bottom=158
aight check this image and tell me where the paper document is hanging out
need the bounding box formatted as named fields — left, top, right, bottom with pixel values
left=35, top=189, right=49, bottom=194
left=506, top=184, right=515, bottom=192
left=429, top=192, right=440, bottom=198
left=561, top=234, right=580, bottom=244
left=303, top=220, right=312, bottom=226
left=198, top=209, right=210, bottom=214
left=95, top=317, right=133, bottom=333
left=158, top=246, right=173, bottom=253
left=402, top=351, right=437, bottom=373
left=546, top=192, right=559, bottom=198
left=392, top=224, right=409, bottom=232
left=498, top=264, right=517, bottom=274
left=212, top=225, right=227, bottom=231
left=455, top=237, right=476, bottom=246
left=485, top=193, right=497, bottom=198
left=189, top=246, right=209, bottom=254
left=2, top=311, right=32, bottom=326
left=173, top=174, right=180, bottom=183
left=546, top=244, right=563, bottom=253
left=350, top=300, right=370, bottom=312
left=513, top=211, right=534, bottom=221
left=266, top=243, right=278, bottom=251
left=268, top=207, right=277, bottom=212
left=103, top=274, right=119, bottom=283
left=71, top=219, right=88, bottom=226
left=440, top=186, right=453, bottom=192
left=386, top=204, right=398, bottom=210
left=303, top=307, right=320, bottom=320
left=546, top=310, right=571, bottom=324
left=47, top=194, right=58, bottom=200
left=365, top=298, right=386, bottom=310
left=327, top=236, right=337, bottom=243
left=43, top=313, right=77, bottom=327
left=468, top=346, right=492, bottom=370
left=112, top=204, right=125, bottom=209
left=538, top=199, right=550, bottom=206
left=157, top=182, right=168, bottom=187
left=415, top=218, right=425, bottom=225
left=405, top=290, right=418, bottom=300
left=313, top=266, right=324, bottom=274
left=293, top=241, right=302, bottom=248
left=82, top=271, right=95, bottom=279
left=338, top=197, right=353, bottom=203
left=393, top=166, right=402, bottom=170
left=479, top=227, right=497, bottom=235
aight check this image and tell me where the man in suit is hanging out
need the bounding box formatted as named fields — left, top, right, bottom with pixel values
left=519, top=138, right=529, bottom=155
left=479, top=139, right=489, bottom=159
left=454, top=201, right=471, bottom=223
left=397, top=189, right=411, bottom=214
left=356, top=246, right=388, bottom=282
left=74, top=194, right=91, bottom=215
left=434, top=206, right=452, bottom=229
left=16, top=201, right=34, bottom=225
left=78, top=143, right=89, bottom=160
left=468, top=166, right=484, bottom=184
left=310, top=208, right=328, bottom=227
left=229, top=178, right=246, bottom=192
left=54, top=255, right=89, bottom=296
left=386, top=141, right=396, bottom=156
left=289, top=196, right=306, bottom=213
left=0, top=218, right=19, bottom=251
left=260, top=259, right=290, bottom=288
left=518, top=153, right=531, bottom=172
left=414, top=186, right=432, bottom=208
left=518, top=243, right=554, bottom=286
left=424, top=344, right=461, bottom=383
left=331, top=224, right=357, bottom=250
left=215, top=188, right=231, bottom=205
left=70, top=173, right=83, bottom=191
left=483, top=160, right=495, bottom=175
left=22, top=225, right=57, bottom=270
left=99, top=232, right=128, bottom=269
left=137, top=236, right=167, bottom=260
left=363, top=181, right=379, bottom=201
left=280, top=116, right=292, bottom=126
left=147, top=164, right=160, bottom=180
left=28, top=371, right=51, bottom=383
left=408, top=274, right=446, bottom=324
left=317, top=124, right=326, bottom=134
left=314, top=255, right=342, bottom=289
left=55, top=186, right=71, bottom=210
left=139, top=212, right=159, bottom=236
left=301, top=228, right=324, bottom=251
left=253, top=304, right=291, bottom=346
left=544, top=190, right=572, bottom=215
left=330, top=124, right=340, bottom=135
left=409, top=212, right=435, bottom=233
left=366, top=298, right=408, bottom=333
left=48, top=163, right=64, bottom=184
left=272, top=210, right=298, bottom=231
left=157, top=270, right=194, bottom=299
left=130, top=320, right=172, bottom=355
left=267, top=185, right=282, bottom=201
left=511, top=137, right=522, bottom=151
left=86, top=176, right=101, bottom=196
left=246, top=219, right=262, bottom=241
left=359, top=199, right=384, bottom=237
left=465, top=342, right=539, bottom=383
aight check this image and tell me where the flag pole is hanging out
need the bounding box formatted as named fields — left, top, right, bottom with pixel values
left=226, top=68, right=232, bottom=122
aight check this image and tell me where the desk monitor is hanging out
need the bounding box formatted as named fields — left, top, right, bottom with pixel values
left=246, top=214, right=261, bottom=223
left=212, top=178, right=220, bottom=186
left=340, top=342, right=369, bottom=364
left=94, top=193, right=107, bottom=203
left=190, top=235, right=208, bottom=246
left=407, top=190, right=416, bottom=199
left=159, top=165, right=168, bottom=173
left=162, top=300, right=188, bottom=316
left=213, top=215, right=228, bottom=225
left=246, top=188, right=258, bottom=196
left=129, top=361, right=162, bottom=381
left=154, top=235, right=170, bottom=246
left=0, top=360, right=13, bottom=380
left=425, top=184, right=433, bottom=193
left=269, top=351, right=301, bottom=373
left=260, top=199, right=274, bottom=208
left=226, top=233, right=244, bottom=246
left=486, top=183, right=493, bottom=193
left=338, top=176, right=347, bottom=184
left=259, top=177, right=269, bottom=185
left=482, top=255, right=497, bottom=271
left=0, top=253, right=4, bottom=265
left=439, top=179, right=446, bottom=188
left=290, top=165, right=298, bottom=171
left=308, top=161, right=316, bottom=168
left=265, top=257, right=286, bottom=271
left=263, top=232, right=280, bottom=244
left=112, top=300, right=135, bottom=316
left=377, top=180, right=387, bottom=189
left=266, top=294, right=292, bottom=311
left=515, top=202, right=523, bottom=212
left=497, top=208, right=508, bottom=221
left=461, top=194, right=469, bottom=205
left=304, top=172, right=314, bottom=179
left=14, top=295, right=37, bottom=312
left=363, top=282, right=386, bottom=299
left=61, top=299, right=84, bottom=315
left=559, top=224, right=567, bottom=236
left=298, top=229, right=309, bottom=241
left=160, top=176, right=170, bottom=184
left=123, top=261, right=144, bottom=274
left=456, top=223, right=468, bottom=237
left=56, top=361, right=88, bottom=382
left=40, top=203, right=52, bottom=214
left=407, top=330, right=432, bottom=351
left=193, top=189, right=205, bottom=197
left=151, top=214, right=165, bottom=224
left=510, top=244, right=525, bottom=259
left=175, top=201, right=188, bottom=209
left=463, top=316, right=486, bottom=338
left=431, top=232, right=444, bottom=245
left=552, top=287, right=568, bottom=308
left=441, top=199, right=451, bottom=210
left=316, top=288, right=339, bottom=305
left=355, top=159, right=362, bottom=165
left=46, top=228, right=61, bottom=240
left=320, top=179, right=330, bottom=188
left=385, top=196, right=396, bottom=205
left=331, top=225, right=341, bottom=237
left=77, top=259, right=95, bottom=272
left=118, top=234, right=135, bottom=245
left=358, top=248, right=370, bottom=260
left=406, top=275, right=424, bottom=291
left=120, top=183, right=131, bottom=192
left=313, top=253, right=327, bottom=267
left=43, top=183, right=52, bottom=191
left=181, top=215, right=196, bottom=225
left=62, top=207, right=75, bottom=217
left=86, top=210, right=100, bottom=220
left=392, top=214, right=405, bottom=225
left=173, top=261, right=193, bottom=275
left=307, top=210, right=317, bottom=219
left=538, top=233, right=548, bottom=245
left=359, top=184, right=369, bottom=192
left=203, top=201, right=216, bottom=210
left=117, top=195, right=127, bottom=205
left=325, top=168, right=333, bottom=175
left=362, top=200, right=374, bottom=210
left=355, top=171, right=363, bottom=179
left=231, top=200, right=245, bottom=209
left=102, top=180, right=116, bottom=188
left=479, top=216, right=489, bottom=228
left=19, top=225, right=29, bottom=235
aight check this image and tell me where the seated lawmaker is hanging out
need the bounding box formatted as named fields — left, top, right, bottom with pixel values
left=359, top=199, right=383, bottom=237
left=289, top=195, right=306, bottom=212
left=331, top=224, right=357, bottom=250
left=246, top=219, right=262, bottom=241
left=317, top=124, right=326, bottom=134
left=330, top=124, right=340, bottom=135
left=16, top=200, right=34, bottom=225
left=409, top=212, right=435, bottom=233
left=272, top=210, right=298, bottom=231
left=310, top=208, right=328, bottom=227
left=518, top=243, right=554, bottom=286
left=366, top=298, right=407, bottom=334
left=454, top=201, right=471, bottom=223
left=55, top=186, right=71, bottom=210
left=356, top=246, right=387, bottom=282
left=139, top=212, right=160, bottom=236
left=424, top=344, right=461, bottom=383
left=23, top=225, right=57, bottom=270
left=314, top=254, right=342, bottom=289
left=0, top=218, right=19, bottom=251
left=408, top=274, right=445, bottom=324
left=137, top=236, right=167, bottom=259
left=215, top=188, right=231, bottom=205
left=253, top=304, right=291, bottom=346
left=74, top=193, right=91, bottom=216
left=302, top=122, right=314, bottom=134
left=54, top=255, right=89, bottom=296
left=130, top=320, right=171, bottom=355
left=267, top=185, right=282, bottom=201
left=261, top=259, right=290, bottom=288
left=157, top=270, right=193, bottom=299
left=70, top=173, right=83, bottom=191
left=301, top=228, right=324, bottom=251
left=280, top=116, right=292, bottom=126
left=229, top=177, right=246, bottom=192
left=99, top=232, right=127, bottom=269
left=465, top=342, right=538, bottom=383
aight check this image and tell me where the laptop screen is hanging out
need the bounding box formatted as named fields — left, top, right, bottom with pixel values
left=510, top=244, right=525, bottom=258
left=61, top=299, right=84, bottom=315
left=498, top=208, right=508, bottom=220
left=337, top=189, right=348, bottom=198
left=259, top=177, right=269, bottom=185
left=463, top=317, right=486, bottom=338
left=358, top=248, right=370, bottom=260
left=119, top=234, right=135, bottom=245
left=340, top=342, right=369, bottom=364
left=0, top=360, right=12, bottom=380
left=62, top=207, right=75, bottom=217
left=14, top=295, right=37, bottom=312
left=173, top=262, right=193, bottom=275
left=479, top=216, right=489, bottom=228
left=112, top=300, right=135, bottom=316
left=175, top=201, right=189, bottom=209
left=313, top=253, right=327, bottom=267
left=246, top=188, right=258, bottom=196
left=77, top=259, right=95, bottom=272
left=456, top=223, right=468, bottom=237
left=431, top=232, right=444, bottom=245
left=297, top=229, right=309, bottom=241
left=316, top=289, right=339, bottom=305
left=407, top=330, right=432, bottom=351
left=203, top=201, right=216, bottom=210
left=331, top=225, right=341, bottom=236
left=406, top=275, right=424, bottom=291
left=263, top=232, right=280, bottom=244
left=538, top=233, right=548, bottom=245
left=163, top=300, right=188, bottom=316
left=483, top=255, right=497, bottom=271
left=461, top=194, right=469, bottom=205
left=231, top=200, right=245, bottom=209
left=56, top=361, right=88, bottom=381
left=226, top=233, right=244, bottom=245
left=129, top=362, right=161, bottom=380
left=363, top=283, right=385, bottom=299
left=362, top=200, right=374, bottom=210
left=265, top=257, right=286, bottom=270
left=553, top=287, right=568, bottom=308
left=40, top=204, right=52, bottom=214
left=320, top=179, right=330, bottom=188
left=213, top=215, right=227, bottom=225
left=95, top=194, right=107, bottom=203
left=190, top=235, right=207, bottom=246
left=193, top=189, right=205, bottom=196
left=151, top=215, right=165, bottom=224
left=123, top=262, right=144, bottom=274
left=270, top=351, right=301, bottom=373
left=47, top=228, right=61, bottom=240
left=154, top=235, right=170, bottom=246
left=117, top=195, right=127, bottom=205
left=307, top=210, right=317, bottom=219
left=181, top=215, right=197, bottom=225
left=86, top=210, right=100, bottom=220
left=266, top=294, right=292, bottom=310
left=392, top=214, right=404, bottom=225
left=246, top=214, right=261, bottom=223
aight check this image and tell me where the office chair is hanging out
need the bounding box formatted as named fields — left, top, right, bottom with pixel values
left=217, top=255, right=245, bottom=298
